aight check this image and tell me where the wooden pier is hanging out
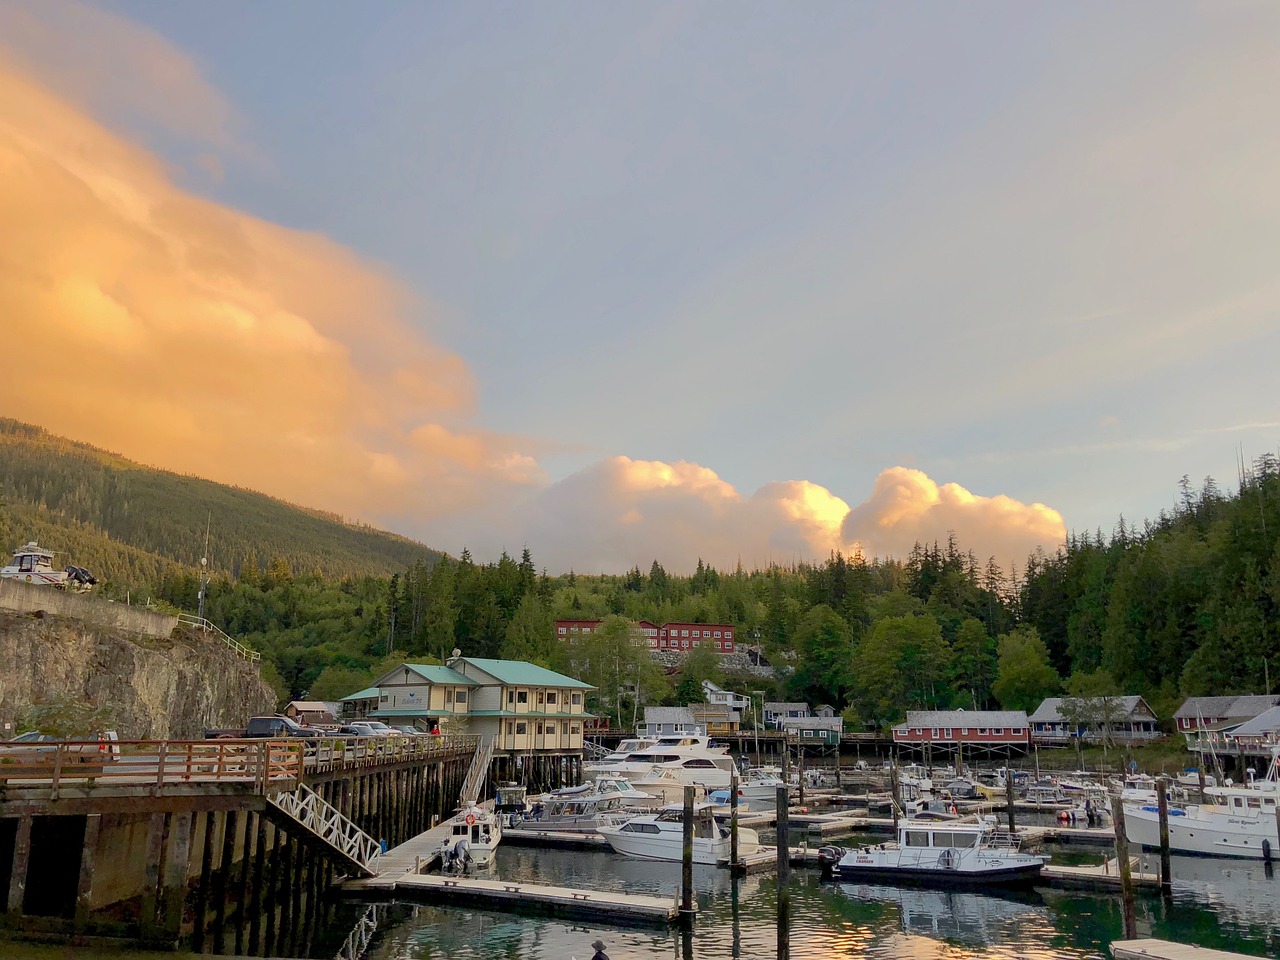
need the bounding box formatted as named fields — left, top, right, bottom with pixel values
left=1041, top=858, right=1159, bottom=891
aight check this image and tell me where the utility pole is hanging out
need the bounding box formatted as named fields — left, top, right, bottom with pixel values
left=197, top=513, right=210, bottom=623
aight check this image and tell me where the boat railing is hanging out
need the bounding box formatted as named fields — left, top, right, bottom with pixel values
left=986, top=827, right=1022, bottom=851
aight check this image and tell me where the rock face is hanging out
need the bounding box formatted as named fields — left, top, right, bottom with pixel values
left=0, top=610, right=276, bottom=739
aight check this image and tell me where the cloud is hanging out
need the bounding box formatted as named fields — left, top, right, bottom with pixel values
left=460, top=458, right=1062, bottom=573
left=0, top=59, right=539, bottom=521
left=842, top=467, right=1065, bottom=564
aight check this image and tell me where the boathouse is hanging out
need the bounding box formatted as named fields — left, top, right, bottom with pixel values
left=1029, top=695, right=1160, bottom=743
left=892, top=710, right=1030, bottom=747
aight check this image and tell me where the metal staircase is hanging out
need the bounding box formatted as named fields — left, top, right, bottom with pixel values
left=458, top=735, right=495, bottom=805
left=266, top=783, right=381, bottom=877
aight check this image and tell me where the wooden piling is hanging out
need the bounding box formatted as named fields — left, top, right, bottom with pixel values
left=192, top=812, right=216, bottom=952
left=5, top=815, right=31, bottom=917
left=1110, top=794, right=1138, bottom=940
left=681, top=785, right=694, bottom=917
left=74, top=813, right=101, bottom=930
left=776, top=785, right=790, bottom=882
left=1005, top=767, right=1017, bottom=833
left=1156, top=777, right=1172, bottom=896
left=1197, top=764, right=1207, bottom=804
left=730, top=771, right=740, bottom=871
left=890, top=762, right=900, bottom=831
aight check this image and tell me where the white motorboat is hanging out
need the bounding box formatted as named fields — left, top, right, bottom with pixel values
left=818, top=816, right=1047, bottom=887
left=585, top=737, right=657, bottom=771
left=588, top=735, right=737, bottom=790
left=1, top=541, right=96, bottom=590
left=738, top=767, right=788, bottom=807
left=597, top=803, right=760, bottom=864
left=440, top=801, right=502, bottom=869
left=511, top=777, right=657, bottom=832
left=1123, top=752, right=1280, bottom=859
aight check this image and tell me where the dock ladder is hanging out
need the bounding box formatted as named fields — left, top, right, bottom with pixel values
left=266, top=783, right=381, bottom=877
left=459, top=735, right=495, bottom=805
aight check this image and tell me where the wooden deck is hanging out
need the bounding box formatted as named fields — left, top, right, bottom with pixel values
left=387, top=873, right=680, bottom=924
left=1112, top=939, right=1266, bottom=960
left=1040, top=858, right=1159, bottom=891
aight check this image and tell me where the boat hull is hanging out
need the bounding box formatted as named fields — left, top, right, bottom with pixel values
left=828, top=861, right=1044, bottom=888
left=1124, top=804, right=1275, bottom=860
left=599, top=829, right=729, bottom=865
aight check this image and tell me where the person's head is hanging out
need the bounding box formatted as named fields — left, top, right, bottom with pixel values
left=592, top=940, right=606, bottom=951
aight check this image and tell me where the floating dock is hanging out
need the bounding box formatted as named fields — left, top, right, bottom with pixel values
left=1112, top=939, right=1264, bottom=960
left=1040, top=858, right=1159, bottom=891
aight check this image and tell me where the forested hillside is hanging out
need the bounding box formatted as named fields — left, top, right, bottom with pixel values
left=5, top=418, right=1277, bottom=726
left=0, top=419, right=444, bottom=582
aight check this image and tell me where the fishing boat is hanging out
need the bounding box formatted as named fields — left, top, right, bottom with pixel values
left=817, top=816, right=1047, bottom=887
left=1122, top=750, right=1280, bottom=859
left=440, top=801, right=502, bottom=870
left=1, top=541, right=96, bottom=590
left=597, top=803, right=760, bottom=864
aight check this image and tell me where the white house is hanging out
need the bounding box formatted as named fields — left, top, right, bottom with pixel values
left=763, top=702, right=810, bottom=730
left=702, top=680, right=752, bottom=713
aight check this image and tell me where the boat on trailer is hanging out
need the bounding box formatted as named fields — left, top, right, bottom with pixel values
left=818, top=816, right=1047, bottom=887
left=1, top=541, right=97, bottom=590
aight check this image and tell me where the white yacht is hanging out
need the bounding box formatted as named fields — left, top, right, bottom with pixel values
left=511, top=777, right=656, bottom=832
left=588, top=735, right=737, bottom=790
left=585, top=737, right=657, bottom=771
left=597, top=803, right=760, bottom=864
left=1123, top=753, right=1280, bottom=859
left=440, top=801, right=502, bottom=869
left=818, top=816, right=1046, bottom=886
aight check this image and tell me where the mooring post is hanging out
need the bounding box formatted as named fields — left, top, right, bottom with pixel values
left=1110, top=794, right=1138, bottom=940
left=797, top=747, right=806, bottom=806
left=681, top=785, right=695, bottom=918
left=1005, top=767, right=1017, bottom=834
left=6, top=815, right=32, bottom=917
left=890, top=762, right=900, bottom=831
left=1156, top=777, right=1172, bottom=896
left=776, top=784, right=790, bottom=882
left=730, top=770, right=740, bottom=872
left=1197, top=763, right=1207, bottom=804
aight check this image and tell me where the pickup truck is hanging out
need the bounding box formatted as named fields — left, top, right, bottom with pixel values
left=204, top=716, right=324, bottom=739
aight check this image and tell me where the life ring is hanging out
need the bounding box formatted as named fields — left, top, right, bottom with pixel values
left=25, top=575, right=32, bottom=582
left=465, top=813, right=476, bottom=826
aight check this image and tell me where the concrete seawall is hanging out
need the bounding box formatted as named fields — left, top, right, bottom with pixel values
left=0, top=578, right=177, bottom=639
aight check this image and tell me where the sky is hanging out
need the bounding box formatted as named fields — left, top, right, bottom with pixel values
left=1, top=1, right=1278, bottom=573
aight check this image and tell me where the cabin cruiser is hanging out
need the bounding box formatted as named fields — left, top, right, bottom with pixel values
left=588, top=735, right=737, bottom=790
left=510, top=777, right=657, bottom=832
left=1123, top=750, right=1280, bottom=859
left=585, top=737, right=657, bottom=770
left=1, top=542, right=96, bottom=590
left=818, top=816, right=1047, bottom=886
left=597, top=803, right=760, bottom=864
left=440, top=801, right=502, bottom=870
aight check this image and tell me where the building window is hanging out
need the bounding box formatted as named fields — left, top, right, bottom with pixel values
left=571, top=723, right=581, bottom=734
left=960, top=728, right=969, bottom=735
left=931, top=728, right=939, bottom=738
left=978, top=728, right=988, bottom=735
left=1010, top=727, right=1021, bottom=735
left=517, top=691, right=528, bottom=704
left=506, top=721, right=513, bottom=735
left=558, top=627, right=566, bottom=634
left=445, top=689, right=454, bottom=703
left=546, top=692, right=558, bottom=705
left=943, top=728, right=952, bottom=738
left=682, top=630, right=689, bottom=637
left=516, top=722, right=527, bottom=735
left=546, top=722, right=556, bottom=734
left=572, top=693, right=582, bottom=705
left=714, top=631, right=722, bottom=638
left=693, top=640, right=700, bottom=647
left=993, top=728, right=1004, bottom=735
left=507, top=691, right=514, bottom=705
left=536, top=723, right=543, bottom=735
left=455, top=691, right=466, bottom=705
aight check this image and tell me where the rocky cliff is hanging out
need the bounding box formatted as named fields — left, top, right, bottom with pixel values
left=0, top=609, right=276, bottom=739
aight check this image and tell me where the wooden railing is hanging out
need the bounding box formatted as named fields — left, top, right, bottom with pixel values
left=0, top=735, right=479, bottom=800
left=0, top=739, right=304, bottom=798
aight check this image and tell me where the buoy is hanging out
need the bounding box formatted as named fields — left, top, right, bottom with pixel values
left=465, top=813, right=476, bottom=826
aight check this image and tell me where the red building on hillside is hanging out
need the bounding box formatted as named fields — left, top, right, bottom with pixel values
left=554, top=619, right=734, bottom=653
left=892, top=710, right=1030, bottom=746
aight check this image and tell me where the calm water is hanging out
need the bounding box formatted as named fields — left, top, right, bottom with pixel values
left=357, top=846, right=1280, bottom=960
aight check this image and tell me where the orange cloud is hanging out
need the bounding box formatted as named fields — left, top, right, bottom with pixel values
left=841, top=467, right=1066, bottom=562
left=0, top=59, right=538, bottom=521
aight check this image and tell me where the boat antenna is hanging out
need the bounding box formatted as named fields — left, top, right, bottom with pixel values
left=197, top=513, right=210, bottom=622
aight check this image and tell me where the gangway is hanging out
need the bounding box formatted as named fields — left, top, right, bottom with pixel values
left=458, top=735, right=495, bottom=805
left=266, top=782, right=381, bottom=877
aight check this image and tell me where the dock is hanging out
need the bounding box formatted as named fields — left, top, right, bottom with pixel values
left=343, top=823, right=681, bottom=924
left=1112, top=939, right=1264, bottom=960
left=1040, top=858, right=1159, bottom=891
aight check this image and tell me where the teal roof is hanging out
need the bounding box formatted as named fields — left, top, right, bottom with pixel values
left=452, top=657, right=594, bottom=689
left=372, top=663, right=478, bottom=687
left=341, top=687, right=380, bottom=701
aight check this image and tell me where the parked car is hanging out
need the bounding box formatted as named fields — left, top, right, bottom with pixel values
left=391, top=725, right=426, bottom=736
left=0, top=731, right=119, bottom=762
left=343, top=721, right=400, bottom=738
left=203, top=716, right=323, bottom=739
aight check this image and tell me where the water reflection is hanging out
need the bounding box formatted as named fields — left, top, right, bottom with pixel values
left=357, top=845, right=1277, bottom=960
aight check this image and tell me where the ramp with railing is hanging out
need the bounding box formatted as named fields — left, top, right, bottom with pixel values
left=176, top=613, right=262, bottom=667
left=266, top=782, right=381, bottom=877
left=458, top=735, right=495, bottom=805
